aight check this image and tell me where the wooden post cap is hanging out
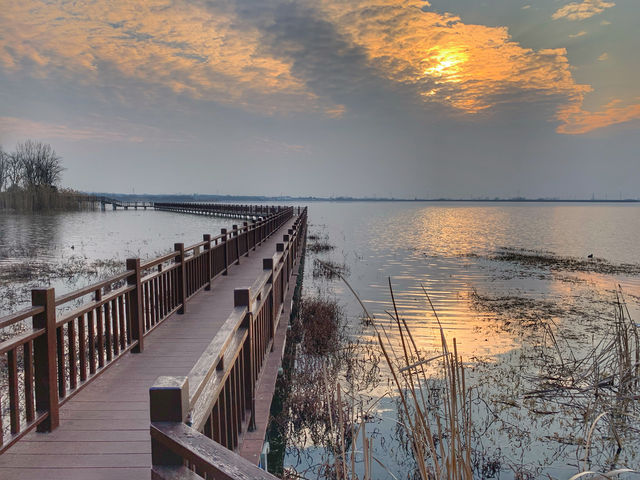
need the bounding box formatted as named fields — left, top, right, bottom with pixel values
left=149, top=376, right=189, bottom=423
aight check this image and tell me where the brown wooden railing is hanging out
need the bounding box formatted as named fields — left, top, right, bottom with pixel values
left=0, top=204, right=294, bottom=453
left=149, top=208, right=307, bottom=479
left=154, top=202, right=284, bottom=218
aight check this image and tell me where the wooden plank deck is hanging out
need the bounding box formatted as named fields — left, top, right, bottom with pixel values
left=0, top=217, right=298, bottom=480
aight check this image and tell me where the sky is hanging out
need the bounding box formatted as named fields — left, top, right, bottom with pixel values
left=0, top=0, right=638, bottom=198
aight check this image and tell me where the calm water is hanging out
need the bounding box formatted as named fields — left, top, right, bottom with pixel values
left=2, top=202, right=639, bottom=478
left=0, top=209, right=232, bottom=314
left=303, top=202, right=640, bottom=354
left=293, top=202, right=640, bottom=479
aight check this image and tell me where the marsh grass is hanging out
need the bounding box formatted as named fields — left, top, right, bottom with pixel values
left=324, top=272, right=640, bottom=479
left=522, top=287, right=640, bottom=476
left=486, top=248, right=640, bottom=276
left=0, top=188, right=96, bottom=212
left=308, top=240, right=336, bottom=253
left=313, top=258, right=350, bottom=280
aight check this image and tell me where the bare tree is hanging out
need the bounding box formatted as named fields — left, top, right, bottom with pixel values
left=0, top=145, right=8, bottom=192
left=0, top=145, right=6, bottom=191
left=5, top=151, right=23, bottom=190
left=12, top=140, right=64, bottom=188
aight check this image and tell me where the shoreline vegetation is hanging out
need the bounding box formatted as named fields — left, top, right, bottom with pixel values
left=87, top=192, right=640, bottom=203
left=271, top=223, right=640, bottom=478
left=0, top=139, right=97, bottom=212
left=0, top=187, right=98, bottom=212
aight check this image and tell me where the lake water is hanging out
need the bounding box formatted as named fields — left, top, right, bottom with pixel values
left=294, top=202, right=640, bottom=479
left=1, top=202, right=639, bottom=478
left=0, top=209, right=231, bottom=315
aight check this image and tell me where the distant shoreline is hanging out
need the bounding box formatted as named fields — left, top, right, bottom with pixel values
left=86, top=192, right=640, bottom=204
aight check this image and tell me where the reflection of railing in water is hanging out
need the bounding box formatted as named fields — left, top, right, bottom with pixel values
left=149, top=207, right=306, bottom=480
left=0, top=204, right=298, bottom=463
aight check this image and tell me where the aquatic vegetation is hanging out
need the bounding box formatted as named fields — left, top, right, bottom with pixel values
left=489, top=248, right=640, bottom=276
left=312, top=258, right=350, bottom=280
left=307, top=240, right=336, bottom=253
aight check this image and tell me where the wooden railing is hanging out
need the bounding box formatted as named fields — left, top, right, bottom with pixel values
left=149, top=208, right=307, bottom=479
left=0, top=204, right=294, bottom=452
left=154, top=202, right=286, bottom=218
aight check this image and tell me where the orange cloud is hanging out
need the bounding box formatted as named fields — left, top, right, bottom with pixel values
left=316, top=0, right=637, bottom=133
left=1, top=0, right=636, bottom=135
left=0, top=1, right=326, bottom=114
left=552, top=0, right=615, bottom=21
left=557, top=99, right=640, bottom=134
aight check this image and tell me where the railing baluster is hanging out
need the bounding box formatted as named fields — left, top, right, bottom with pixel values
left=96, top=289, right=105, bottom=368
left=104, top=300, right=112, bottom=362
left=56, top=325, right=66, bottom=397
left=78, top=314, right=87, bottom=382
left=88, top=309, right=96, bottom=375
left=8, top=348, right=20, bottom=434
left=118, top=295, right=126, bottom=350
left=24, top=342, right=35, bottom=422
left=68, top=318, right=77, bottom=390
left=112, top=298, right=120, bottom=357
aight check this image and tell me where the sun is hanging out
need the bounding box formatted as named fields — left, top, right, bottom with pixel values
left=423, top=47, right=469, bottom=82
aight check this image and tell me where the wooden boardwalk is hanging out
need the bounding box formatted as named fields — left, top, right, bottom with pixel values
left=0, top=215, right=299, bottom=480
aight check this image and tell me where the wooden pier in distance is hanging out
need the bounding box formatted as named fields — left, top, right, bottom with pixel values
left=0, top=204, right=307, bottom=480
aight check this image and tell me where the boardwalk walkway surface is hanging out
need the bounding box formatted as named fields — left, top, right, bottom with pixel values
left=0, top=216, right=298, bottom=480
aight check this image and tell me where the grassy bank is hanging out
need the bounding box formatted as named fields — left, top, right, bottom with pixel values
left=0, top=187, right=97, bottom=212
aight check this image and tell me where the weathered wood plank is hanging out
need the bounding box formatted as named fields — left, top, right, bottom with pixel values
left=151, top=422, right=277, bottom=480
left=7, top=440, right=151, bottom=454
left=1, top=213, right=299, bottom=479
left=0, top=467, right=149, bottom=480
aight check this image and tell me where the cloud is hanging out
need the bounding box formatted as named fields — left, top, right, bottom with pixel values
left=552, top=0, right=615, bottom=21
left=0, top=116, right=184, bottom=144
left=245, top=136, right=310, bottom=155
left=557, top=99, right=640, bottom=134
left=569, top=31, right=588, bottom=38
left=0, top=0, right=635, bottom=135
left=310, top=0, right=639, bottom=134
left=0, top=0, right=326, bottom=114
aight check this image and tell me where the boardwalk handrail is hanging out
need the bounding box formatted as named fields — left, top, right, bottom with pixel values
left=149, top=208, right=307, bottom=479
left=0, top=204, right=294, bottom=453
left=154, top=202, right=281, bottom=219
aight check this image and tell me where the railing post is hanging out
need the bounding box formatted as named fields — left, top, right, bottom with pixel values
left=233, top=225, right=240, bottom=264
left=251, top=219, right=257, bottom=251
left=243, top=222, right=249, bottom=256
left=263, top=257, right=276, bottom=352
left=175, top=243, right=187, bottom=314
left=288, top=228, right=296, bottom=260
left=126, top=258, right=144, bottom=353
left=32, top=288, right=59, bottom=432
left=235, top=287, right=256, bottom=432
left=204, top=234, right=212, bottom=291
left=283, top=235, right=291, bottom=279
left=150, top=376, right=189, bottom=466
left=221, top=229, right=229, bottom=275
